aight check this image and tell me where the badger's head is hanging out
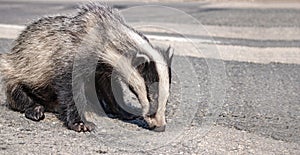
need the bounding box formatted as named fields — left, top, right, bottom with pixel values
left=132, top=46, right=174, bottom=132
left=95, top=17, right=174, bottom=131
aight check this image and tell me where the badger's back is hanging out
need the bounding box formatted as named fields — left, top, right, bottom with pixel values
left=2, top=14, right=90, bottom=87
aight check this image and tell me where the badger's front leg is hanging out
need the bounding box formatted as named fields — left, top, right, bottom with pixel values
left=57, top=91, right=95, bottom=132
left=54, top=74, right=95, bottom=132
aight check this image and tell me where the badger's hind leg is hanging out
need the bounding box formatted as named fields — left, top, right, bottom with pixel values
left=24, top=105, right=45, bottom=121
left=7, top=84, right=45, bottom=121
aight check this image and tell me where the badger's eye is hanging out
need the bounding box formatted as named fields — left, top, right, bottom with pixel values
left=147, top=82, right=159, bottom=98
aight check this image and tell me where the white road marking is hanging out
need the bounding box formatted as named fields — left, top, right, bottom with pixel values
left=0, top=24, right=25, bottom=39
left=146, top=34, right=220, bottom=44
left=0, top=24, right=25, bottom=30
left=152, top=40, right=300, bottom=65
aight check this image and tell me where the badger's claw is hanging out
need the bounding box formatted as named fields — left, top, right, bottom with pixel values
left=25, top=105, right=45, bottom=121
left=68, top=121, right=96, bottom=132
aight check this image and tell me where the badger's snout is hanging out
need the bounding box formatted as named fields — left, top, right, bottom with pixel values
left=152, top=125, right=166, bottom=132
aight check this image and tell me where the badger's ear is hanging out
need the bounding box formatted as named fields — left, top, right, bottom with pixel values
left=166, top=46, right=174, bottom=63
left=133, top=52, right=150, bottom=68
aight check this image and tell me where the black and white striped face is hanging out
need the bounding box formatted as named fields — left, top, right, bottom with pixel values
left=128, top=29, right=173, bottom=131
left=133, top=46, right=173, bottom=113
left=119, top=25, right=173, bottom=131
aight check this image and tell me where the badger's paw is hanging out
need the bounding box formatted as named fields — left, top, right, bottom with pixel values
left=144, top=115, right=166, bottom=132
left=68, top=121, right=96, bottom=132
left=25, top=105, right=45, bottom=121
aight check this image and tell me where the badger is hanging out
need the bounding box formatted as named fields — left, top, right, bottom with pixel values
left=0, top=3, right=173, bottom=132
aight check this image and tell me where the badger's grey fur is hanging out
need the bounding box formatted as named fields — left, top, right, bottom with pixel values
left=0, top=3, right=173, bottom=132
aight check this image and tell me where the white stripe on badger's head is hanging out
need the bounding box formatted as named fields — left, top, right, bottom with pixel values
left=96, top=45, right=151, bottom=115
left=127, top=29, right=171, bottom=121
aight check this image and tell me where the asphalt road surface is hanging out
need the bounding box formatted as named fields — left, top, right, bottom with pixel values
left=0, top=0, right=299, bottom=154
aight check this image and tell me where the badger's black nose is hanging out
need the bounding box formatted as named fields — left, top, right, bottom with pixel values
left=153, top=125, right=166, bottom=132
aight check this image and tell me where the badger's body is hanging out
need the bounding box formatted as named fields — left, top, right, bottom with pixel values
left=0, top=3, right=173, bottom=132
